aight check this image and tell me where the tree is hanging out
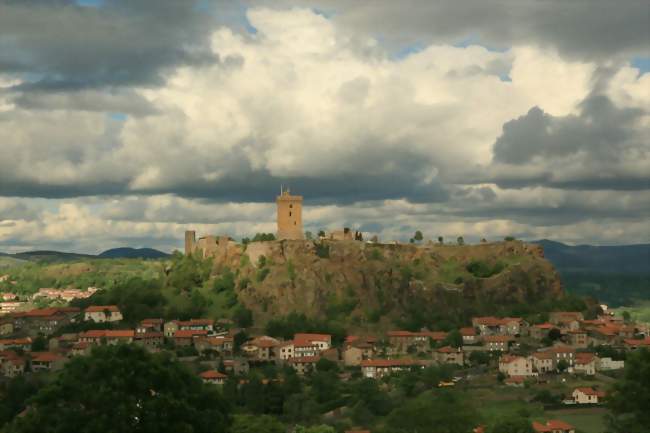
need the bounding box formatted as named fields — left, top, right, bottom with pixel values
left=504, top=236, right=516, bottom=241
left=487, top=415, right=534, bottom=433
left=457, top=236, right=464, bottom=245
left=557, top=359, right=569, bottom=372
left=438, top=236, right=444, bottom=244
left=231, top=414, right=284, bottom=433
left=294, top=426, right=336, bottom=433
left=305, top=231, right=313, bottom=240
left=317, top=230, right=326, bottom=238
left=384, top=391, right=478, bottom=433
left=6, top=345, right=230, bottom=433
left=30, top=335, right=47, bottom=352
left=622, top=311, right=631, bottom=323
left=414, top=230, right=423, bottom=242
left=233, top=305, right=253, bottom=328
left=469, top=350, right=490, bottom=366
left=442, top=329, right=463, bottom=348
left=607, top=348, right=650, bottom=433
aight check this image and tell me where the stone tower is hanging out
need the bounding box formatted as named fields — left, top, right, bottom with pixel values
left=184, top=230, right=196, bottom=255
left=276, top=187, right=303, bottom=240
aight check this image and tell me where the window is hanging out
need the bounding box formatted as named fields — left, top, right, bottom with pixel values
left=289, top=204, right=293, bottom=208
left=289, top=212, right=292, bottom=216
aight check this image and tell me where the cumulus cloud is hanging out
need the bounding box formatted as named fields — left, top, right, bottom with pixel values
left=0, top=5, right=648, bottom=250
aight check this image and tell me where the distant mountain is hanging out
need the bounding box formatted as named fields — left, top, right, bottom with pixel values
left=0, top=248, right=169, bottom=263
left=534, top=240, right=650, bottom=306
left=98, top=247, right=170, bottom=259
left=534, top=239, right=650, bottom=274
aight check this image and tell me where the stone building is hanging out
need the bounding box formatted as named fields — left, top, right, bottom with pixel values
left=276, top=188, right=303, bottom=240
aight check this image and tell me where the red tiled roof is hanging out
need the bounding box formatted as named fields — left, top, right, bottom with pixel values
left=135, top=332, right=164, bottom=339
left=533, top=420, right=574, bottom=432
left=575, top=387, right=606, bottom=397
left=79, top=330, right=106, bottom=338
left=18, top=307, right=79, bottom=318
left=288, top=356, right=321, bottom=364
left=437, top=346, right=460, bottom=353
left=177, top=318, right=213, bottom=326
left=575, top=353, right=595, bottom=364
left=360, top=359, right=421, bottom=368
left=31, top=352, right=65, bottom=362
left=460, top=327, right=477, bottom=336
left=104, top=330, right=134, bottom=338
left=624, top=337, right=650, bottom=346
left=141, top=318, right=164, bottom=325
left=534, top=323, right=554, bottom=329
left=200, top=370, right=227, bottom=379
left=532, top=351, right=554, bottom=360
left=85, top=305, right=120, bottom=313
left=499, top=355, right=523, bottom=364
left=294, top=333, right=331, bottom=344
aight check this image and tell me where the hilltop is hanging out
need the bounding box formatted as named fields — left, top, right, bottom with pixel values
left=203, top=239, right=567, bottom=331
left=0, top=247, right=169, bottom=264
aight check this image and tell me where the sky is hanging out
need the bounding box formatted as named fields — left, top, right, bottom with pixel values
left=0, top=0, right=648, bottom=253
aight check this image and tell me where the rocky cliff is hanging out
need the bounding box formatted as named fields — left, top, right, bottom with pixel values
left=210, top=240, right=564, bottom=330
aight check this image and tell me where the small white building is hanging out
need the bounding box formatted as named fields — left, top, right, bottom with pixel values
left=499, top=355, right=534, bottom=377
left=573, top=387, right=606, bottom=404
left=84, top=305, right=123, bottom=323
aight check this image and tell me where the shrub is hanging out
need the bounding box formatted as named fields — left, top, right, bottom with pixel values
left=315, top=243, right=330, bottom=259
left=256, top=268, right=270, bottom=282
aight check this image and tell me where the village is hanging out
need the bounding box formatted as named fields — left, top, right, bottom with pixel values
left=0, top=295, right=648, bottom=433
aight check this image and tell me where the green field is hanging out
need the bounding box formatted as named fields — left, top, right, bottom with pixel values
left=612, top=301, right=650, bottom=324
left=542, top=408, right=608, bottom=433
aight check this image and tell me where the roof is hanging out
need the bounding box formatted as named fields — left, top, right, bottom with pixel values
left=17, top=307, right=79, bottom=318
left=0, top=338, right=32, bottom=346
left=31, top=352, right=65, bottom=362
left=547, top=345, right=575, bottom=354
left=288, top=356, right=321, bottom=364
left=80, top=330, right=107, bottom=338
left=460, top=327, right=477, bottom=336
left=624, top=337, right=650, bottom=346
left=533, top=323, right=554, bottom=329
left=505, top=375, right=526, bottom=384
left=574, top=387, right=606, bottom=397
left=533, top=420, right=575, bottom=432
left=500, top=355, right=524, bottom=364
left=575, top=353, right=596, bottom=364
left=85, top=305, right=120, bottom=313
left=360, top=359, right=421, bottom=368
left=200, top=370, right=227, bottom=379
left=387, top=330, right=447, bottom=340
left=437, top=346, right=460, bottom=353
left=174, top=329, right=208, bottom=338
left=141, top=318, right=164, bottom=325
left=177, top=318, right=214, bottom=326
left=135, top=332, right=164, bottom=339
left=104, top=330, right=135, bottom=338
left=294, top=333, right=331, bottom=344
left=532, top=351, right=554, bottom=360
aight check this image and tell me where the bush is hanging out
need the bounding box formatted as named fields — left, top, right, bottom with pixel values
left=466, top=260, right=505, bottom=278
left=256, top=268, right=270, bottom=282
left=315, top=243, right=330, bottom=259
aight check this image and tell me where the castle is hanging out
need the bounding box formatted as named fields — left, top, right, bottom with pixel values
left=184, top=188, right=305, bottom=256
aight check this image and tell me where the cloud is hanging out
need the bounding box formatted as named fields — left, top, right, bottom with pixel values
left=254, top=0, right=650, bottom=60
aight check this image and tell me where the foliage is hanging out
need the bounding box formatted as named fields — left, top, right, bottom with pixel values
left=383, top=391, right=478, bottom=433
left=167, top=252, right=212, bottom=291
left=213, top=267, right=236, bottom=293
left=606, top=348, right=650, bottom=433
left=231, top=414, right=285, bottom=433
left=256, top=267, right=270, bottom=282
left=252, top=233, right=276, bottom=242
left=294, top=426, right=336, bottom=433
left=414, top=230, right=423, bottom=242
left=469, top=350, right=490, bottom=366
left=0, top=376, right=40, bottom=428
left=486, top=415, right=534, bottom=433
left=315, top=243, right=330, bottom=259
left=442, top=329, right=463, bottom=348
left=5, top=345, right=230, bottom=433
left=265, top=312, right=345, bottom=344
left=232, top=305, right=253, bottom=328
left=466, top=260, right=505, bottom=278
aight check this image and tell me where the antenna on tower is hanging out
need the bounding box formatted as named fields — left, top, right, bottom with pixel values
left=280, top=184, right=283, bottom=195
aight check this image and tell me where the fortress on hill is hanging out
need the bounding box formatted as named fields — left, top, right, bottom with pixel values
left=184, top=188, right=362, bottom=257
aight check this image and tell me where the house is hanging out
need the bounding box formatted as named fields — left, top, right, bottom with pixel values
left=241, top=336, right=280, bottom=361
left=177, top=319, right=214, bottom=333
left=173, top=329, right=208, bottom=346
left=288, top=356, right=320, bottom=375
left=531, top=351, right=555, bottom=373
left=573, top=353, right=597, bottom=375
left=344, top=336, right=377, bottom=358
left=200, top=370, right=227, bottom=385
left=0, top=337, right=32, bottom=351
left=545, top=345, right=576, bottom=367
left=482, top=335, right=514, bottom=352
left=472, top=317, right=526, bottom=336
left=530, top=323, right=554, bottom=340
left=137, top=318, right=164, bottom=333
left=387, top=330, right=447, bottom=354
left=623, top=337, right=650, bottom=350
left=532, top=420, right=575, bottom=433
left=30, top=352, right=67, bottom=372
left=223, top=358, right=250, bottom=376
left=104, top=330, right=135, bottom=345
left=567, top=330, right=589, bottom=348
left=597, top=357, right=624, bottom=370
left=435, top=346, right=464, bottom=366
left=164, top=320, right=179, bottom=337
left=134, top=332, right=164, bottom=350
left=195, top=336, right=234, bottom=355
left=293, top=333, right=332, bottom=356
left=460, top=327, right=478, bottom=345
left=504, top=375, right=526, bottom=387
left=71, top=341, right=92, bottom=356
left=277, top=341, right=295, bottom=361
left=0, top=320, right=14, bottom=336
left=360, top=359, right=423, bottom=379
left=572, top=387, right=606, bottom=404
left=549, top=312, right=583, bottom=331
left=12, top=307, right=79, bottom=336
left=78, top=330, right=108, bottom=345
left=1, top=356, right=25, bottom=377
left=499, top=355, right=534, bottom=377
left=84, top=305, right=123, bottom=323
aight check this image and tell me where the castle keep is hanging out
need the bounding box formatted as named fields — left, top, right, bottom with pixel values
left=276, top=188, right=303, bottom=240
